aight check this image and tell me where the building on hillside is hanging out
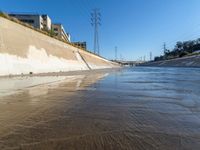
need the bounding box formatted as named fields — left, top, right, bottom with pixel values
left=9, top=13, right=71, bottom=42
left=41, top=15, right=52, bottom=30
left=9, top=14, right=52, bottom=30
left=52, top=24, right=71, bottom=42
left=72, top=42, right=87, bottom=50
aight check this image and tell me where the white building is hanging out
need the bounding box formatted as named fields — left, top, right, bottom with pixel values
left=52, top=24, right=71, bottom=42
left=41, top=15, right=52, bottom=30
left=9, top=14, right=52, bottom=30
left=9, top=13, right=71, bottom=42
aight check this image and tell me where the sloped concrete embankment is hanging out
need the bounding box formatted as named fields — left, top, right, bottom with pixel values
left=0, top=17, right=118, bottom=76
left=140, top=55, right=200, bottom=67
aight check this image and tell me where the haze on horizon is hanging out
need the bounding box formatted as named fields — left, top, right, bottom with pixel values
left=1, top=0, right=200, bottom=60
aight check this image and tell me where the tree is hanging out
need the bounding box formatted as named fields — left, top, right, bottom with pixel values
left=176, top=41, right=183, bottom=51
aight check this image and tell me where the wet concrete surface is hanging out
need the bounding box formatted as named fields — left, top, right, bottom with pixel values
left=0, top=67, right=200, bottom=149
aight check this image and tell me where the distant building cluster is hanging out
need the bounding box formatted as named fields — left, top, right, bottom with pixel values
left=9, top=14, right=51, bottom=30
left=72, top=42, right=87, bottom=50
left=9, top=13, right=86, bottom=48
left=51, top=23, right=70, bottom=42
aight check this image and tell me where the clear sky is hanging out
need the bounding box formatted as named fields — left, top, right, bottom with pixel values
left=1, top=0, right=200, bottom=60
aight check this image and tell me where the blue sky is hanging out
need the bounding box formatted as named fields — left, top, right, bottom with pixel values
left=1, top=0, right=200, bottom=60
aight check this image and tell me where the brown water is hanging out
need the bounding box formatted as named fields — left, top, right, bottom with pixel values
left=0, top=67, right=200, bottom=150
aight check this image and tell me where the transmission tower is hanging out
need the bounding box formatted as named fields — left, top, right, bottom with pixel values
left=91, top=9, right=101, bottom=55
left=150, top=52, right=152, bottom=61
left=163, top=42, right=167, bottom=54
left=143, top=55, right=146, bottom=61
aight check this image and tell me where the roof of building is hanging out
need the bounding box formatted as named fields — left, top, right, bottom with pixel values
left=9, top=13, right=40, bottom=16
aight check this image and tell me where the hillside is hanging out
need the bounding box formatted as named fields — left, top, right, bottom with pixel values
left=0, top=16, right=118, bottom=76
left=139, top=55, right=200, bottom=67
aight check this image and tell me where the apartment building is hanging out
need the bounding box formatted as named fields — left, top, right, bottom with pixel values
left=9, top=13, right=71, bottom=42
left=41, top=15, right=52, bottom=30
left=52, top=24, right=71, bottom=42
left=9, top=14, right=52, bottom=30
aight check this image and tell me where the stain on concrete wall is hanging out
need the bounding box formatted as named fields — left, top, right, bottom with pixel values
left=0, top=17, right=118, bottom=76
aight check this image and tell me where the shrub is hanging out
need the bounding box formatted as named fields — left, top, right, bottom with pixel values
left=179, top=51, right=188, bottom=57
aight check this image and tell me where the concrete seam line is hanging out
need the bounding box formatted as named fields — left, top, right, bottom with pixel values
left=77, top=51, right=92, bottom=70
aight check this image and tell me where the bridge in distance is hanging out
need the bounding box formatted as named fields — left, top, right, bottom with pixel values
left=113, top=60, right=145, bottom=66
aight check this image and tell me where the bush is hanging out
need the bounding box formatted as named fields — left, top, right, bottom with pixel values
left=179, top=51, right=188, bottom=57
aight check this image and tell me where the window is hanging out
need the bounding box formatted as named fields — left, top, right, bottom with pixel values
left=54, top=28, right=58, bottom=31
left=20, top=19, right=34, bottom=23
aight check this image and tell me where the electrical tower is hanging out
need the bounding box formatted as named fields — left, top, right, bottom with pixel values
left=150, top=52, right=152, bottom=61
left=163, top=42, right=167, bottom=54
left=91, top=9, right=101, bottom=55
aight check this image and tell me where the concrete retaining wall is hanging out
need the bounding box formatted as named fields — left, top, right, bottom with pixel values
left=139, top=55, right=200, bottom=67
left=0, top=17, right=118, bottom=76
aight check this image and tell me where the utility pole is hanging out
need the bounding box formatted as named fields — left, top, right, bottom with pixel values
left=163, top=42, right=167, bottom=55
left=115, top=46, right=118, bottom=60
left=91, top=9, right=101, bottom=55
left=120, top=54, right=123, bottom=61
left=150, top=52, right=152, bottom=61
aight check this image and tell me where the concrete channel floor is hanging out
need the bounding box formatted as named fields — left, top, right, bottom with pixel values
left=0, top=67, right=200, bottom=150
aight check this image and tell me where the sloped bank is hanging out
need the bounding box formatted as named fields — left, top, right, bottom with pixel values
left=0, top=17, right=118, bottom=76
left=139, top=55, right=200, bottom=67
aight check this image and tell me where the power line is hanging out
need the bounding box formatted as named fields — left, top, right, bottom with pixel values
left=91, top=9, right=101, bottom=54
left=80, top=0, right=92, bottom=16
left=83, top=0, right=94, bottom=14
left=164, top=24, right=200, bottom=49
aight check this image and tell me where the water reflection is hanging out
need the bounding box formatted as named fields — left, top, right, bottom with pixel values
left=1, top=67, right=200, bottom=150
left=0, top=72, right=109, bottom=147
left=0, top=76, right=67, bottom=97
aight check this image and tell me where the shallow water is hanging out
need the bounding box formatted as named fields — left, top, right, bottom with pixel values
left=0, top=67, right=200, bottom=150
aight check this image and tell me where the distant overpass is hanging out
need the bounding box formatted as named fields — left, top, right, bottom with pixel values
left=112, top=60, right=145, bottom=66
